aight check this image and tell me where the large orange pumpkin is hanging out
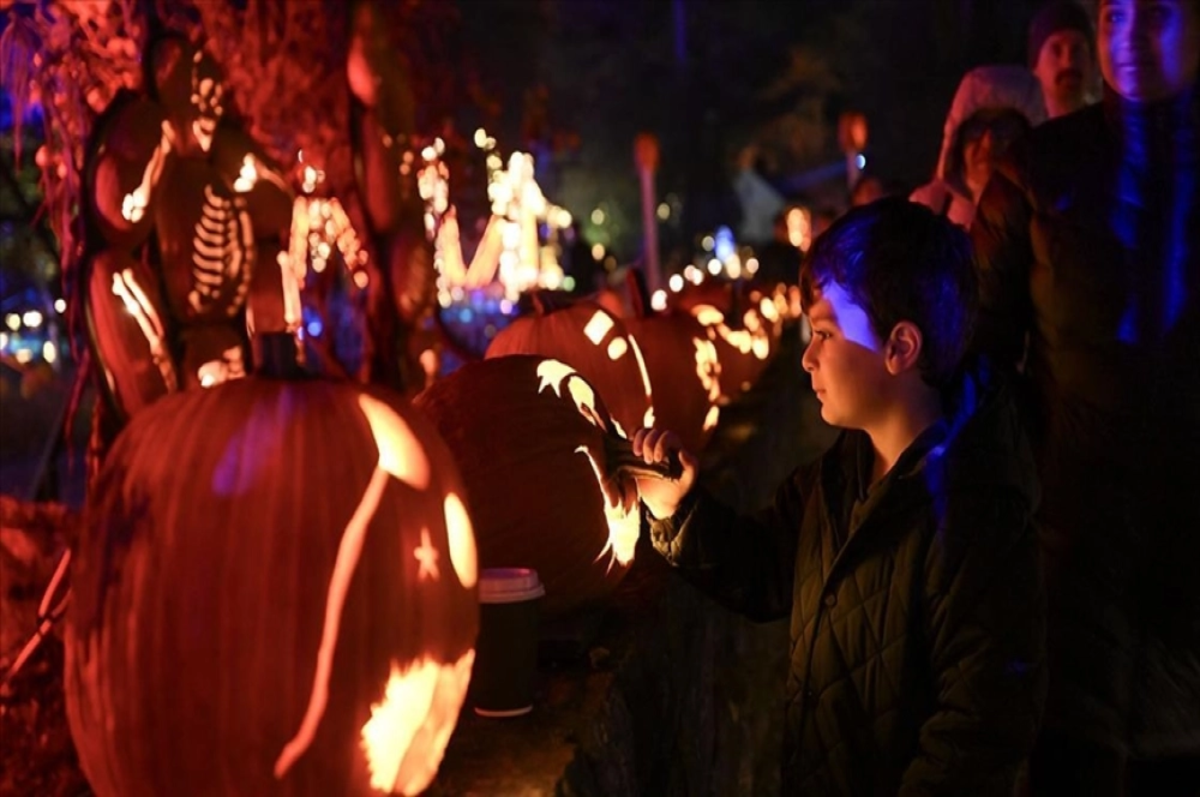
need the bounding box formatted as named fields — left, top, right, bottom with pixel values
left=624, top=311, right=722, bottom=453
left=415, top=355, right=646, bottom=619
left=65, top=362, right=478, bottom=796
left=485, top=299, right=653, bottom=437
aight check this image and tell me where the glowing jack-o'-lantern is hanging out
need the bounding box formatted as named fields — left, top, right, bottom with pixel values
left=65, top=369, right=478, bottom=797
left=415, top=354, right=647, bottom=619
left=690, top=303, right=773, bottom=400
left=625, top=312, right=723, bottom=453
left=485, top=300, right=653, bottom=437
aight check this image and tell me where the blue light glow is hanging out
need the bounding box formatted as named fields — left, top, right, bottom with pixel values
left=714, top=225, right=736, bottom=262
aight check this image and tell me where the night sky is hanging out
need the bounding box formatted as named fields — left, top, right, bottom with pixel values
left=452, top=0, right=1053, bottom=256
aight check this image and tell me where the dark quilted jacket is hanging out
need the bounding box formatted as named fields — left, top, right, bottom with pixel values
left=650, top=364, right=1046, bottom=795
left=971, top=87, right=1200, bottom=758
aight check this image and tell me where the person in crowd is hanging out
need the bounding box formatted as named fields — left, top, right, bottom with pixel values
left=911, top=64, right=1046, bottom=229
left=732, top=143, right=787, bottom=247
left=849, top=170, right=906, bottom=207
left=754, top=205, right=806, bottom=286
left=631, top=198, right=1046, bottom=795
left=1029, top=0, right=1099, bottom=119
left=971, top=1, right=1200, bottom=793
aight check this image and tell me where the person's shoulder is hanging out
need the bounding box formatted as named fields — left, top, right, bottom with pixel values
left=993, top=103, right=1105, bottom=203
left=1028, top=103, right=1105, bottom=151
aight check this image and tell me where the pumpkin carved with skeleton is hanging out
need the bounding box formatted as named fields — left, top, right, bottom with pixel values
left=65, top=346, right=478, bottom=797
left=82, top=34, right=294, bottom=424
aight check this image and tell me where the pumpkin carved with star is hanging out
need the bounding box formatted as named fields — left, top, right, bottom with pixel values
left=65, top=360, right=478, bottom=797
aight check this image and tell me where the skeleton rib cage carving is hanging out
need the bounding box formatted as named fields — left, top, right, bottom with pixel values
left=189, top=183, right=254, bottom=317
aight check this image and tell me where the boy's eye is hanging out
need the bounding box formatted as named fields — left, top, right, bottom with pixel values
left=814, top=330, right=832, bottom=341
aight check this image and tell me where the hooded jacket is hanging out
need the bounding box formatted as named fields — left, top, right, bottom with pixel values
left=971, top=85, right=1200, bottom=759
left=911, top=65, right=1047, bottom=229
left=650, top=363, right=1045, bottom=795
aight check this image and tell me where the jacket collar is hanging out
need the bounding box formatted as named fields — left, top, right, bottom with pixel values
left=818, top=359, right=1037, bottom=581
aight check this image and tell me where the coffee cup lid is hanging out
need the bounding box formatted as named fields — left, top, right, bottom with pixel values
left=478, top=567, right=546, bottom=603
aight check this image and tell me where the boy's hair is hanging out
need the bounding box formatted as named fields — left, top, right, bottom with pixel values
left=799, top=198, right=977, bottom=387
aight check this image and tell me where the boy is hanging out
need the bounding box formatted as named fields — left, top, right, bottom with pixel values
left=633, top=198, right=1045, bottom=795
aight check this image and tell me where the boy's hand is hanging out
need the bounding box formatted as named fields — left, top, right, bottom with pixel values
left=632, top=428, right=698, bottom=520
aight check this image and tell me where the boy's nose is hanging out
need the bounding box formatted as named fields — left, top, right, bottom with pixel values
left=801, top=341, right=817, bottom=372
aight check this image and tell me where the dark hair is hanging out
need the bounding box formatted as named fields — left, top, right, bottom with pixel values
left=799, top=198, right=978, bottom=387
left=945, top=107, right=1032, bottom=190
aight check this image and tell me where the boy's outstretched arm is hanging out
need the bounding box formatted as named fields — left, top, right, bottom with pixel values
left=633, top=427, right=810, bottom=623
left=900, top=491, right=1047, bottom=796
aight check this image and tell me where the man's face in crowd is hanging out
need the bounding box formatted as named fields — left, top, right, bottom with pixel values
left=1034, top=29, right=1095, bottom=113
left=1099, top=0, right=1200, bottom=102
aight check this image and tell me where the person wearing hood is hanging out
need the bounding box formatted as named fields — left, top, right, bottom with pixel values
left=911, top=65, right=1048, bottom=229
left=631, top=198, right=1046, bottom=795
left=971, top=1, right=1200, bottom=793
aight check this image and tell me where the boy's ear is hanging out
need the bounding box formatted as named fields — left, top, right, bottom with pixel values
left=884, top=321, right=923, bottom=375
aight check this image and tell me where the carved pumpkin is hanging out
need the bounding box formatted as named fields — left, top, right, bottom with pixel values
left=625, top=312, right=722, bottom=453
left=210, top=121, right=295, bottom=240
left=155, top=157, right=255, bottom=324
left=209, top=121, right=296, bottom=337
left=691, top=302, right=773, bottom=400
left=415, top=355, right=640, bottom=618
left=150, top=36, right=227, bottom=157
left=669, top=278, right=733, bottom=316
left=65, top=374, right=478, bottom=797
left=485, top=300, right=653, bottom=436
left=85, top=248, right=178, bottom=421
left=84, top=94, right=174, bottom=251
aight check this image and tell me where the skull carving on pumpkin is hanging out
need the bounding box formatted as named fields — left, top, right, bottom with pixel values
left=64, top=377, right=478, bottom=797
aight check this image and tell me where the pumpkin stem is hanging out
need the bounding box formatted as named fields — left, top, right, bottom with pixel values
left=254, top=332, right=306, bottom=379
left=625, top=267, right=652, bottom=319
left=529, top=289, right=580, bottom=316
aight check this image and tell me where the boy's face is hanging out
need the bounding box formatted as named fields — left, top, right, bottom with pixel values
left=802, top=281, right=892, bottom=430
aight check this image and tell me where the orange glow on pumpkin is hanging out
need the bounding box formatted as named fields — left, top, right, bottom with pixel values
left=444, top=493, right=478, bottom=589
left=361, top=652, right=476, bottom=795
left=120, top=121, right=173, bottom=223
left=583, top=310, right=615, bottom=345
left=575, top=445, right=640, bottom=568
left=111, top=267, right=176, bottom=390
left=628, top=335, right=656, bottom=429
left=275, top=397, right=433, bottom=779
left=536, top=360, right=639, bottom=567
left=606, top=336, right=628, bottom=360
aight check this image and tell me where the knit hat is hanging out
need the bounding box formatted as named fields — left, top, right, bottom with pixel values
left=1027, top=1, right=1094, bottom=68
